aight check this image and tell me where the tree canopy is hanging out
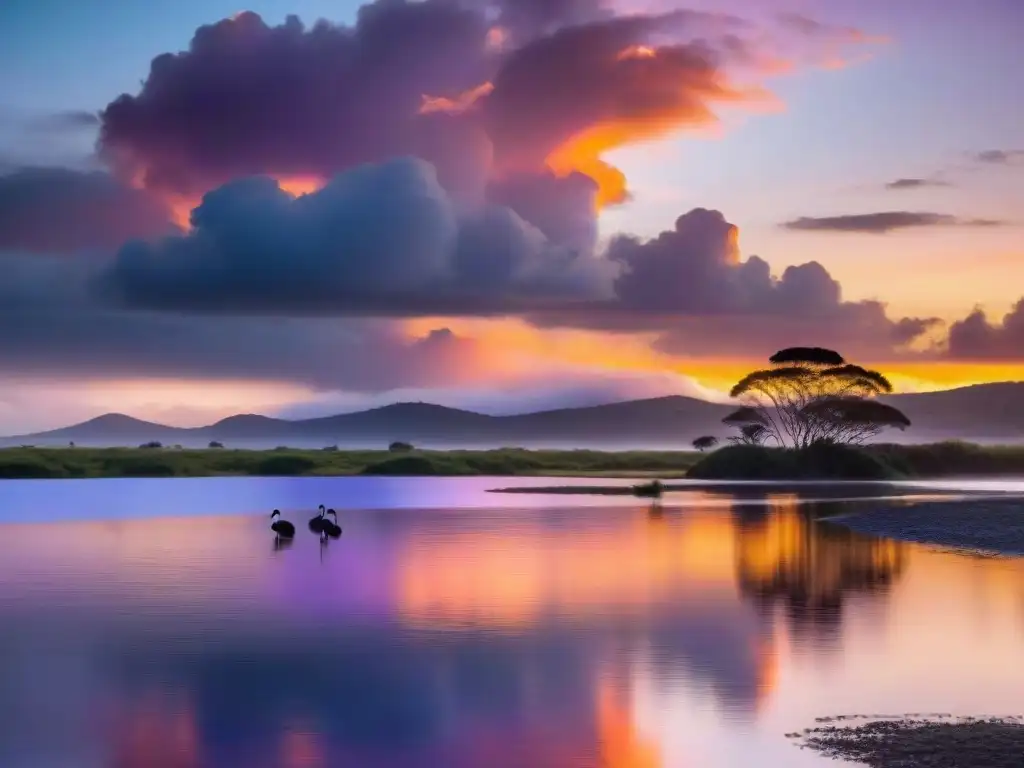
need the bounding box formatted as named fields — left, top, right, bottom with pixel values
left=725, top=347, right=910, bottom=447
left=692, top=435, right=718, bottom=452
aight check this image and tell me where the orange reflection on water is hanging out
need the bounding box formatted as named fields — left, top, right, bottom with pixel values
left=396, top=505, right=738, bottom=629
left=597, top=679, right=661, bottom=768
left=734, top=494, right=906, bottom=613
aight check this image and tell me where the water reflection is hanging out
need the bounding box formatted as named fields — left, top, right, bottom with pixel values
left=0, top=484, right=1021, bottom=767
left=734, top=495, right=907, bottom=648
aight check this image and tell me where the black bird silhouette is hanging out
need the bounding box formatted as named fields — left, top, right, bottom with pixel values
left=270, top=509, right=295, bottom=538
left=308, top=504, right=327, bottom=534
left=322, top=508, right=342, bottom=539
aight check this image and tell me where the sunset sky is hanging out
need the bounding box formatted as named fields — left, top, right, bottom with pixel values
left=0, top=0, right=1021, bottom=432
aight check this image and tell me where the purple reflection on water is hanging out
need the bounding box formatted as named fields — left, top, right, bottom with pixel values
left=1, top=479, right=1023, bottom=767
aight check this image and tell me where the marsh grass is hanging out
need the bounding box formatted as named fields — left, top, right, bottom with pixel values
left=4, top=441, right=1024, bottom=480
left=0, top=446, right=703, bottom=480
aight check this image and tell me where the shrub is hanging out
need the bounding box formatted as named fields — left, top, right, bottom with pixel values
left=102, top=457, right=176, bottom=477
left=253, top=454, right=317, bottom=476
left=687, top=443, right=901, bottom=481
left=0, top=458, right=60, bottom=479
left=361, top=455, right=462, bottom=476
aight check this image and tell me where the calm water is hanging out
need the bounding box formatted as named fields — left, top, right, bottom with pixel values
left=1, top=477, right=1023, bottom=768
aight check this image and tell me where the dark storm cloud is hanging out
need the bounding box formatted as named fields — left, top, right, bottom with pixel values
left=884, top=178, right=950, bottom=190
left=782, top=212, right=1006, bottom=234
left=945, top=300, right=1024, bottom=360
left=531, top=208, right=938, bottom=357
left=98, top=157, right=614, bottom=315
left=0, top=167, right=176, bottom=253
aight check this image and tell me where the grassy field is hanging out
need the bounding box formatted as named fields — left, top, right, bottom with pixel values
left=3, top=440, right=1024, bottom=480
left=0, top=446, right=705, bottom=480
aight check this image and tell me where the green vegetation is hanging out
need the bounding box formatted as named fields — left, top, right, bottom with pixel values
left=3, top=440, right=1024, bottom=481
left=692, top=435, right=718, bottom=452
left=0, top=446, right=704, bottom=480
left=687, top=443, right=901, bottom=481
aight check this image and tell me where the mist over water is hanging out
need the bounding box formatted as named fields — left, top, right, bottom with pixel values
left=0, top=478, right=1022, bottom=767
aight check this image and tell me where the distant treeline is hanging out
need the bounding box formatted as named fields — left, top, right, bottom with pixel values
left=0, top=446, right=703, bottom=480
left=1, top=441, right=1024, bottom=480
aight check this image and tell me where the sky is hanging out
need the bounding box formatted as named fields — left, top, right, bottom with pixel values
left=0, top=0, right=1022, bottom=433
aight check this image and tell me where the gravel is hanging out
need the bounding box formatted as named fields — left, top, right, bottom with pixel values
left=791, top=714, right=1024, bottom=767
left=825, top=498, right=1024, bottom=556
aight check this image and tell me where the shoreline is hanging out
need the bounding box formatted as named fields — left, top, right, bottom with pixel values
left=823, top=498, right=1024, bottom=557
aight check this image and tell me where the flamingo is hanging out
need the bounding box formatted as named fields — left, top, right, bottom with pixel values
left=270, top=509, right=295, bottom=539
left=308, top=504, right=327, bottom=535
left=322, top=508, right=342, bottom=539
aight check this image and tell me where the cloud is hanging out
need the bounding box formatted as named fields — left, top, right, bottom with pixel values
left=782, top=212, right=1006, bottom=234
left=884, top=178, right=951, bottom=190
left=776, top=12, right=876, bottom=43
left=98, top=157, right=614, bottom=315
left=946, top=300, right=1024, bottom=360
left=481, top=12, right=763, bottom=205
left=774, top=11, right=886, bottom=68
left=99, top=6, right=495, bottom=198
left=29, top=111, right=100, bottom=132
left=531, top=207, right=939, bottom=358
left=975, top=149, right=1024, bottom=165
left=95, top=3, right=816, bottom=227
left=0, top=251, right=495, bottom=391
left=486, top=170, right=599, bottom=252
left=0, top=167, right=176, bottom=253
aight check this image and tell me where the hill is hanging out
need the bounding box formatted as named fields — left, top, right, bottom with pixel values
left=6, top=382, right=1024, bottom=448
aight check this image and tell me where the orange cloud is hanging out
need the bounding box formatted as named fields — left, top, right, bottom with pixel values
left=419, top=82, right=495, bottom=115
left=160, top=174, right=326, bottom=230
left=540, top=46, right=777, bottom=208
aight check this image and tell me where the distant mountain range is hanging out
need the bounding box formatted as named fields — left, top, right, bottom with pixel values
left=6, top=382, right=1024, bottom=449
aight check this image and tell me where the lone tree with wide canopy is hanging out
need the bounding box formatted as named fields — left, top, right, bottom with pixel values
left=692, top=435, right=718, bottom=452
left=724, top=347, right=911, bottom=448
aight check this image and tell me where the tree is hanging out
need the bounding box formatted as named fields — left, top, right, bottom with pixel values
left=729, top=423, right=769, bottom=446
left=389, top=441, right=414, bottom=453
left=208, top=440, right=224, bottom=449
left=692, top=435, right=718, bottom=452
left=726, top=347, right=910, bottom=447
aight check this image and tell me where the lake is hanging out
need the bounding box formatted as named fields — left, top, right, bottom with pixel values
left=1, top=477, right=1022, bottom=767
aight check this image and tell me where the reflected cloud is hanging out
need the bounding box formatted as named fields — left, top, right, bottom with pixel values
left=0, top=492, right=930, bottom=767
